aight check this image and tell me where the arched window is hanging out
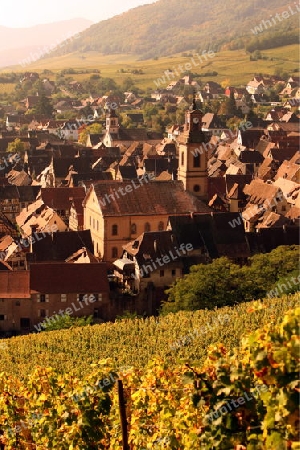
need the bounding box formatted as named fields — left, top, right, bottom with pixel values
left=131, top=223, right=137, bottom=234
left=181, top=152, right=184, bottom=166
left=112, top=224, right=118, bottom=236
left=193, top=154, right=200, bottom=168
left=193, top=184, right=200, bottom=193
left=144, top=222, right=151, bottom=232
left=158, top=221, right=164, bottom=231
left=112, top=247, right=118, bottom=258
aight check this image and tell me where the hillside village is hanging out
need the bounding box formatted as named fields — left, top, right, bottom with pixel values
left=0, top=70, right=299, bottom=334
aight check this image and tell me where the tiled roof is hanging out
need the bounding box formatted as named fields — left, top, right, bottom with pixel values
left=118, top=166, right=138, bottom=180
left=0, top=235, right=14, bottom=252
left=0, top=271, right=30, bottom=298
left=256, top=212, right=289, bottom=229
left=275, top=160, right=300, bottom=182
left=123, top=231, right=182, bottom=266
left=111, top=128, right=163, bottom=143
left=91, top=180, right=211, bottom=216
left=225, top=175, right=253, bottom=194
left=7, top=170, right=32, bottom=186
left=0, top=185, right=19, bottom=200
left=285, top=206, right=300, bottom=220
left=30, top=263, right=109, bottom=294
left=40, top=187, right=86, bottom=210
left=243, top=179, right=281, bottom=204
left=257, top=158, right=274, bottom=180
left=168, top=212, right=250, bottom=259
left=32, top=230, right=94, bottom=262
left=268, top=147, right=299, bottom=163
left=239, top=150, right=264, bottom=164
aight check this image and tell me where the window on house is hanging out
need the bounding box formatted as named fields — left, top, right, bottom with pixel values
left=193, top=184, right=200, bottom=193
left=160, top=270, right=164, bottom=277
left=0, top=315, right=5, bottom=320
left=78, top=294, right=87, bottom=302
left=144, top=222, right=151, bottom=232
left=193, top=154, right=200, bottom=167
left=112, top=247, right=118, bottom=259
left=15, top=301, right=20, bottom=306
left=61, top=294, right=67, bottom=302
left=20, top=318, right=30, bottom=329
left=158, top=221, right=164, bottom=231
left=39, top=294, right=46, bottom=302
left=112, top=224, right=118, bottom=236
left=171, top=269, right=176, bottom=276
left=39, top=309, right=47, bottom=318
left=94, top=308, right=99, bottom=318
left=131, top=223, right=137, bottom=234
left=181, top=152, right=184, bottom=166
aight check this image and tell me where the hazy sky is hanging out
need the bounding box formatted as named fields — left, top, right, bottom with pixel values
left=0, top=0, right=157, bottom=28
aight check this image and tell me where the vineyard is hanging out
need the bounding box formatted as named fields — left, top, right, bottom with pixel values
left=0, top=295, right=299, bottom=449
left=0, top=295, right=298, bottom=380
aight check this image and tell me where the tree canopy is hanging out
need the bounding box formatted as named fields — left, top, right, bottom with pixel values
left=162, top=245, right=300, bottom=314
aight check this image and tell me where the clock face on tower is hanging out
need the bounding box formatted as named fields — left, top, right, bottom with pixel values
left=193, top=117, right=199, bottom=124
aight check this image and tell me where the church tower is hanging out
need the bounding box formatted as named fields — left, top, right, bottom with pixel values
left=105, top=108, right=119, bottom=134
left=177, top=97, right=208, bottom=199
left=103, top=108, right=120, bottom=146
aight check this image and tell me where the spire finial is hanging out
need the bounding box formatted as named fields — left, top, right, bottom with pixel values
left=192, top=90, right=197, bottom=110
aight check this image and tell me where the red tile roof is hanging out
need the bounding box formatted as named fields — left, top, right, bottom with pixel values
left=90, top=180, right=211, bottom=216
left=30, top=263, right=109, bottom=294
left=0, top=272, right=30, bottom=298
left=40, top=187, right=86, bottom=210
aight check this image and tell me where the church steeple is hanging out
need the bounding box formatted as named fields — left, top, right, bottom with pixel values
left=177, top=96, right=208, bottom=200
left=182, top=94, right=205, bottom=141
left=192, top=91, right=197, bottom=111
left=105, top=108, right=119, bottom=134
left=102, top=108, right=120, bottom=147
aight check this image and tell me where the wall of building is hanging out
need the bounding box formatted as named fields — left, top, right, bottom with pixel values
left=84, top=191, right=169, bottom=261
left=0, top=292, right=108, bottom=334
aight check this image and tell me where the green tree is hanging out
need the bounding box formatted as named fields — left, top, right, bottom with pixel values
left=42, top=314, right=93, bottom=332
left=162, top=246, right=299, bottom=314
left=163, top=257, right=242, bottom=313
left=6, top=138, right=26, bottom=155
left=78, top=123, right=103, bottom=145
left=34, top=91, right=54, bottom=116
left=122, top=76, right=135, bottom=91
left=219, top=92, right=239, bottom=117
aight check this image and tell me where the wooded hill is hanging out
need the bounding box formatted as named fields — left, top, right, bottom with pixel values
left=47, top=0, right=300, bottom=59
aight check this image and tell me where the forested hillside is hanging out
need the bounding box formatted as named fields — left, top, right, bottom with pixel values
left=48, top=0, right=300, bottom=59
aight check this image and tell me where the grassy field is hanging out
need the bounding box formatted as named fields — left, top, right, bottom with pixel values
left=0, top=44, right=299, bottom=92
left=0, top=83, right=16, bottom=95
